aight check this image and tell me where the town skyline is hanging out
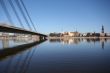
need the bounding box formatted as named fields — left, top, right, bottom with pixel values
left=49, top=25, right=109, bottom=34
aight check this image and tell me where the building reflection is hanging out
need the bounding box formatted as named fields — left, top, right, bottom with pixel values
left=49, top=38, right=81, bottom=44
left=100, top=38, right=107, bottom=49
left=101, top=42, right=104, bottom=49
left=49, top=39, right=61, bottom=43
left=49, top=38, right=110, bottom=49
left=61, top=38, right=80, bottom=44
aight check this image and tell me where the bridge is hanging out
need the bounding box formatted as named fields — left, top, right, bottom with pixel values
left=0, top=0, right=48, bottom=72
left=0, top=0, right=47, bottom=72
left=0, top=23, right=47, bottom=40
left=0, top=0, right=47, bottom=40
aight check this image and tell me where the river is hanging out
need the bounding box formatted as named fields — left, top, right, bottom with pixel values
left=0, top=38, right=110, bottom=73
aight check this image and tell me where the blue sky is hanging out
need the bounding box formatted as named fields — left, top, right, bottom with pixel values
left=0, top=0, right=110, bottom=34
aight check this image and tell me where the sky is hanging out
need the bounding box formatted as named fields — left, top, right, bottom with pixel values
left=0, top=0, right=110, bottom=34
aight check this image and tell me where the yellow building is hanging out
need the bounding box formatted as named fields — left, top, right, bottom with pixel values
left=63, top=32, right=80, bottom=37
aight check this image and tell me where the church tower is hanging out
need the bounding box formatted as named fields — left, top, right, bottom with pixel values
left=102, top=25, right=104, bottom=33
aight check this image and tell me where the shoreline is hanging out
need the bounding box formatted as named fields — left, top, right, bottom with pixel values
left=48, top=36, right=110, bottom=39
left=0, top=36, right=110, bottom=40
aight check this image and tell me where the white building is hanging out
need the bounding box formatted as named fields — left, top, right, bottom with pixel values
left=100, top=33, right=106, bottom=37
left=106, top=33, right=110, bottom=37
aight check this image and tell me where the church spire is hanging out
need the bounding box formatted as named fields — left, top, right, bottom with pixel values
left=102, top=25, right=104, bottom=33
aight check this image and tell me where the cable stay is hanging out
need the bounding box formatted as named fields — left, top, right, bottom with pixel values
left=15, top=0, right=32, bottom=30
left=0, top=0, right=14, bottom=26
left=19, top=0, right=37, bottom=32
left=8, top=0, right=24, bottom=28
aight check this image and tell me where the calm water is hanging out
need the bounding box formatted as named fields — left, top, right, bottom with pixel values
left=0, top=38, right=110, bottom=73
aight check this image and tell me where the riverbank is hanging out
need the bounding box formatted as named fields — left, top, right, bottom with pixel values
left=48, top=36, right=110, bottom=39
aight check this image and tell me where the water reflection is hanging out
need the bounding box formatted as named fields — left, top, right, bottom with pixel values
left=0, top=40, right=46, bottom=60
left=2, top=39, right=9, bottom=48
left=0, top=38, right=38, bottom=49
left=0, top=39, right=46, bottom=73
left=49, top=38, right=110, bottom=49
left=0, top=38, right=110, bottom=73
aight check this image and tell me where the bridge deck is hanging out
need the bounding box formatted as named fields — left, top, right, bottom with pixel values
left=0, top=23, right=47, bottom=37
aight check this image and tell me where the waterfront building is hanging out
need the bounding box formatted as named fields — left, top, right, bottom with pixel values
left=49, top=33, right=62, bottom=37
left=63, top=31, right=80, bottom=37
left=100, top=33, right=106, bottom=37
left=86, top=33, right=93, bottom=37
left=100, top=25, right=105, bottom=37
left=63, top=32, right=69, bottom=37
left=94, top=33, right=100, bottom=37
left=0, top=32, right=15, bottom=37
left=68, top=32, right=80, bottom=37
left=2, top=33, right=9, bottom=37
left=106, top=33, right=110, bottom=37
left=81, top=33, right=87, bottom=37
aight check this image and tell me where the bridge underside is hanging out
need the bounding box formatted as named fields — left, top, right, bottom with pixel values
left=0, top=23, right=47, bottom=37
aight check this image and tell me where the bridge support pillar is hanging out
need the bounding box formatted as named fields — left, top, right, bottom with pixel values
left=40, top=36, right=46, bottom=40
left=32, top=35, right=47, bottom=41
